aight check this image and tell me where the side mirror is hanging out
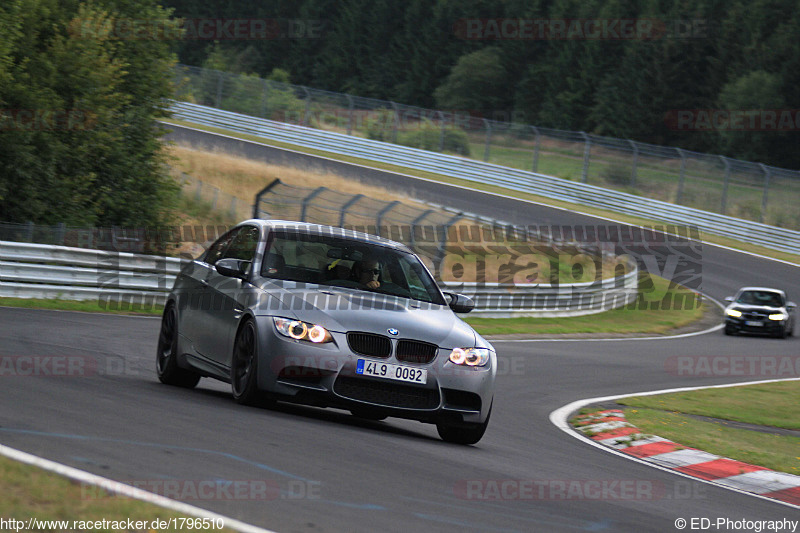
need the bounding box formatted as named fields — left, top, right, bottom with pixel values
left=787, top=301, right=796, bottom=312
left=724, top=296, right=734, bottom=303
left=443, top=291, right=475, bottom=314
left=215, top=258, right=249, bottom=280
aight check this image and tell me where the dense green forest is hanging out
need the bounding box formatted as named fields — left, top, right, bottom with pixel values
left=0, top=0, right=179, bottom=227
left=163, top=0, right=800, bottom=169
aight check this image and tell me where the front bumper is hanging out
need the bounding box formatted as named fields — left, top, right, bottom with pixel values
left=255, top=317, right=495, bottom=425
left=725, top=317, right=787, bottom=335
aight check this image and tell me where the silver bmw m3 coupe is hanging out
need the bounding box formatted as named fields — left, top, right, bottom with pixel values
left=157, top=219, right=496, bottom=444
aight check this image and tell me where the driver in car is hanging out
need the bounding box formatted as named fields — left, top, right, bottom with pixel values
left=353, top=258, right=381, bottom=289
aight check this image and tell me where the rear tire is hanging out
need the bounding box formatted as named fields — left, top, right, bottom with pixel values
left=436, top=405, right=491, bottom=445
left=156, top=305, right=200, bottom=388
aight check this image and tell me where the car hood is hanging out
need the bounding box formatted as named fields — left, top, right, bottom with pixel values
left=728, top=304, right=786, bottom=313
left=253, top=283, right=479, bottom=348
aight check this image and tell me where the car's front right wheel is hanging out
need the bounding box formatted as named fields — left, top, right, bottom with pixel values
left=436, top=405, right=491, bottom=445
left=231, top=318, right=267, bottom=405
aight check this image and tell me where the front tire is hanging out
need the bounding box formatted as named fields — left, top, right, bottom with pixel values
left=156, top=305, right=200, bottom=388
left=436, top=405, right=491, bottom=445
left=231, top=319, right=266, bottom=405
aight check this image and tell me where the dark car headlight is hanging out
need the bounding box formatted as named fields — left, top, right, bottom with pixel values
left=273, top=317, right=333, bottom=343
left=448, top=347, right=492, bottom=367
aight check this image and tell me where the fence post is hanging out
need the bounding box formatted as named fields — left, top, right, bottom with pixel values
left=252, top=178, right=282, bottom=219
left=55, top=222, right=66, bottom=245
left=410, top=209, right=434, bottom=251
left=390, top=102, right=400, bottom=144
left=195, top=180, right=202, bottom=202
left=759, top=163, right=771, bottom=224
left=301, top=87, right=312, bottom=127
left=339, top=194, right=364, bottom=227
left=300, top=187, right=327, bottom=222
left=230, top=197, right=237, bottom=220
left=260, top=79, right=269, bottom=118
left=438, top=111, right=446, bottom=152
left=628, top=140, right=639, bottom=187
left=346, top=94, right=354, bottom=135
left=531, top=126, right=540, bottom=172
left=436, top=213, right=464, bottom=282
left=580, top=132, right=591, bottom=183
left=676, top=148, right=687, bottom=203
left=215, top=71, right=224, bottom=108
left=375, top=201, right=401, bottom=237
left=483, top=119, right=492, bottom=162
left=211, top=187, right=219, bottom=210
left=720, top=156, right=731, bottom=214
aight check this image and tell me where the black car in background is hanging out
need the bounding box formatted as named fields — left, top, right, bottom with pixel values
left=723, top=287, right=796, bottom=338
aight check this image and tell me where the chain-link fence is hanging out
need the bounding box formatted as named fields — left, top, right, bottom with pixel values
left=173, top=64, right=800, bottom=231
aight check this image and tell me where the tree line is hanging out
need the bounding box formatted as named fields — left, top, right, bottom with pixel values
left=163, top=0, right=800, bottom=169
left=0, top=0, right=178, bottom=227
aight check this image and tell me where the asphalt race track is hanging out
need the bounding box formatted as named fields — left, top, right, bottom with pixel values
left=2, top=133, right=799, bottom=532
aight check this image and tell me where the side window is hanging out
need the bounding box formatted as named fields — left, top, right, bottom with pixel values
left=204, top=229, right=237, bottom=266
left=224, top=226, right=260, bottom=262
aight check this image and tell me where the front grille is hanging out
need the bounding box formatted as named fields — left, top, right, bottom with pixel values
left=334, top=376, right=440, bottom=409
left=347, top=332, right=391, bottom=357
left=396, top=339, right=438, bottom=364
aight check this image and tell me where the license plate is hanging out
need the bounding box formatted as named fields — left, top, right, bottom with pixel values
left=356, top=359, right=427, bottom=384
left=745, top=320, right=763, bottom=327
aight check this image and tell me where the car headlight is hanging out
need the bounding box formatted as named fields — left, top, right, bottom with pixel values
left=768, top=313, right=787, bottom=321
left=726, top=309, right=742, bottom=318
left=449, top=347, right=492, bottom=367
left=273, top=317, right=332, bottom=343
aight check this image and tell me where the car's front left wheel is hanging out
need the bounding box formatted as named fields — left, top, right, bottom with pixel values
left=231, top=319, right=267, bottom=405
left=156, top=305, right=200, bottom=388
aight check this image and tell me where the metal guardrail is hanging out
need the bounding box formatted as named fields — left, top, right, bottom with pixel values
left=0, top=241, right=638, bottom=317
left=169, top=101, right=800, bottom=255
left=0, top=242, right=183, bottom=307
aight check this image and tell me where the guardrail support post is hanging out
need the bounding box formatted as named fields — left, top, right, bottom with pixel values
left=676, top=148, right=687, bottom=203
left=628, top=140, right=639, bottom=187
left=300, top=187, right=327, bottom=222
left=580, top=132, right=591, bottom=183
left=759, top=163, right=771, bottom=224
left=720, top=156, right=731, bottom=214
left=375, top=201, right=401, bottom=237
left=531, top=126, right=540, bottom=172
left=483, top=119, right=492, bottom=162
left=215, top=72, right=224, bottom=108
left=339, top=194, right=364, bottom=227
left=252, top=178, right=282, bottom=219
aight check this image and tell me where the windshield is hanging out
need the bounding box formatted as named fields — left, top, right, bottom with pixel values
left=736, top=290, right=784, bottom=307
left=260, top=230, right=446, bottom=305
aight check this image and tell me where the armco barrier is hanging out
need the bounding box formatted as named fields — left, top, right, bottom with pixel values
left=168, top=102, right=800, bottom=255
left=0, top=241, right=637, bottom=317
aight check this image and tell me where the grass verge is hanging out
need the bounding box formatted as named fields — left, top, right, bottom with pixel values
left=619, top=381, right=800, bottom=431
left=465, top=274, right=706, bottom=336
left=0, top=297, right=163, bottom=316
left=624, top=408, right=800, bottom=475
left=0, top=453, right=233, bottom=531
left=163, top=119, right=800, bottom=265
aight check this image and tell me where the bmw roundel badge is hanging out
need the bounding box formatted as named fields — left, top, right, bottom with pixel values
left=387, top=328, right=399, bottom=336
